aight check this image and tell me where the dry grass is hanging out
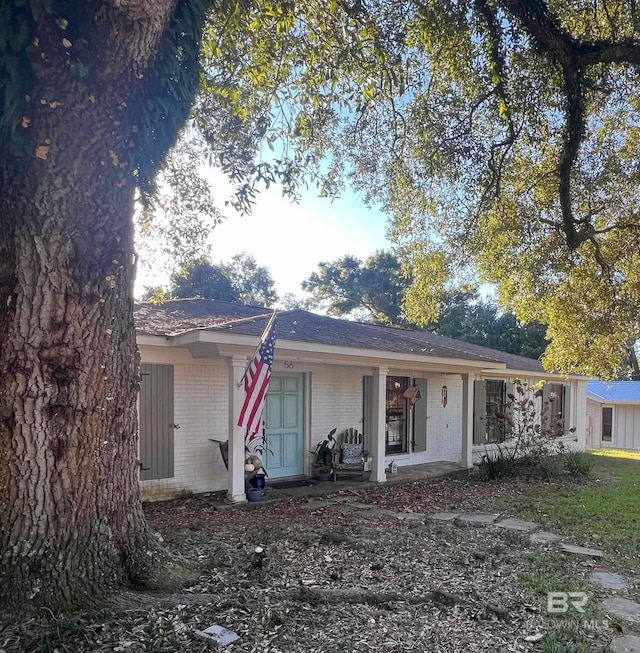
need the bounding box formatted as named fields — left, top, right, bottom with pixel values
left=1, top=469, right=632, bottom=653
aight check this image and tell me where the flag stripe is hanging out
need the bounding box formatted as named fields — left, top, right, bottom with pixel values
left=238, top=363, right=269, bottom=432
left=237, top=313, right=277, bottom=436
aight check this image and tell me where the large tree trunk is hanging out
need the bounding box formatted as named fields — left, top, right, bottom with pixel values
left=0, top=0, right=207, bottom=613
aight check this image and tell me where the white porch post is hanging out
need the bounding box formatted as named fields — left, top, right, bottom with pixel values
left=227, top=356, right=249, bottom=503
left=461, top=373, right=474, bottom=469
left=574, top=380, right=588, bottom=451
left=371, top=366, right=388, bottom=483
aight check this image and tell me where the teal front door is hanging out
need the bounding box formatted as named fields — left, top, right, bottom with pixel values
left=264, top=373, right=304, bottom=479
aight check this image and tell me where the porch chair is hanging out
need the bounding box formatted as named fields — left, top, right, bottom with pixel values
left=331, top=427, right=368, bottom=482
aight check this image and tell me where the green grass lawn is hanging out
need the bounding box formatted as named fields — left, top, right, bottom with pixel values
left=493, top=450, right=640, bottom=651
left=497, top=450, right=640, bottom=574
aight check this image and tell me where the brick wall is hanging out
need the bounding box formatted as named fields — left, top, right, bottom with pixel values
left=139, top=350, right=229, bottom=501
left=309, top=365, right=364, bottom=451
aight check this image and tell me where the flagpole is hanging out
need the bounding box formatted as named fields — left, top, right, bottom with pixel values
left=238, top=309, right=277, bottom=388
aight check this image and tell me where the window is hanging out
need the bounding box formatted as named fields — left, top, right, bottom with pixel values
left=602, top=407, right=613, bottom=442
left=547, top=383, right=566, bottom=436
left=473, top=379, right=508, bottom=445
left=386, top=376, right=409, bottom=454
left=485, top=380, right=507, bottom=444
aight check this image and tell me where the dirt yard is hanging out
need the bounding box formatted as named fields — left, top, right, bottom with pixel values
left=1, top=476, right=618, bottom=652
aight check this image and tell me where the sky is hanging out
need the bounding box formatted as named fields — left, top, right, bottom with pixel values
left=134, top=168, right=393, bottom=301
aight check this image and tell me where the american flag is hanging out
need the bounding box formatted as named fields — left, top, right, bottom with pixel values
left=237, top=312, right=277, bottom=436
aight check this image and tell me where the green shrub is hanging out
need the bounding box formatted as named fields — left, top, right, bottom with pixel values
left=540, top=455, right=564, bottom=480
left=563, top=450, right=592, bottom=477
left=479, top=449, right=516, bottom=480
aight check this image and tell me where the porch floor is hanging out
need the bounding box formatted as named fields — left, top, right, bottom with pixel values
left=258, top=460, right=469, bottom=503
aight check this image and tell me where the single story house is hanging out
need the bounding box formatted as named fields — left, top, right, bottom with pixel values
left=134, top=299, right=588, bottom=502
left=586, top=380, right=640, bottom=451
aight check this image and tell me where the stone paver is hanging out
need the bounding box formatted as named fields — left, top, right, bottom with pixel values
left=590, top=570, right=628, bottom=591
left=611, top=635, right=640, bottom=652
left=376, top=509, right=427, bottom=521
left=392, top=512, right=427, bottom=521
left=603, top=597, right=640, bottom=624
left=429, top=512, right=460, bottom=521
left=529, top=531, right=562, bottom=545
left=339, top=501, right=376, bottom=511
left=495, top=518, right=538, bottom=531
left=304, top=499, right=331, bottom=510
left=560, top=543, right=604, bottom=557
left=456, top=513, right=499, bottom=524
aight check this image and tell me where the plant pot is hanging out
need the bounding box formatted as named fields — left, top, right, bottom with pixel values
left=315, top=469, right=332, bottom=482
left=246, top=487, right=262, bottom=502
left=248, top=474, right=266, bottom=490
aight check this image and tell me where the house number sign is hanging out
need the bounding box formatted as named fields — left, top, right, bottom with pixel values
left=284, top=361, right=294, bottom=369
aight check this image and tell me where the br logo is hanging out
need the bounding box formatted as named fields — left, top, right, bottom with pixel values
left=547, top=592, right=588, bottom=614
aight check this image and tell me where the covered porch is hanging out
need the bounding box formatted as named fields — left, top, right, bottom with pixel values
left=243, top=460, right=471, bottom=505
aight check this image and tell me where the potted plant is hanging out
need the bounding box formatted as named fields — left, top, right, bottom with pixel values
left=312, top=428, right=337, bottom=481
left=245, top=453, right=267, bottom=492
left=245, top=430, right=270, bottom=491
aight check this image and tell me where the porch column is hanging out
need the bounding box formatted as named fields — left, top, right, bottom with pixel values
left=461, top=373, right=474, bottom=469
left=371, top=366, right=388, bottom=483
left=574, top=380, right=587, bottom=451
left=227, top=356, right=249, bottom=503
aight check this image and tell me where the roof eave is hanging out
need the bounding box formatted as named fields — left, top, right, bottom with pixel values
left=145, top=329, right=507, bottom=370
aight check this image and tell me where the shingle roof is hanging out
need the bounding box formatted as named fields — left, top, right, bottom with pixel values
left=134, top=298, right=545, bottom=372
left=587, top=380, right=640, bottom=403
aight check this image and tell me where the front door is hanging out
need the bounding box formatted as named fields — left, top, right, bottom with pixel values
left=264, top=373, right=304, bottom=479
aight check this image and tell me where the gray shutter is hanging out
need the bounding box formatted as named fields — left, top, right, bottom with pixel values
left=473, top=380, right=487, bottom=445
left=542, top=382, right=551, bottom=422
left=413, top=378, right=428, bottom=452
left=362, top=375, right=373, bottom=451
left=139, top=363, right=174, bottom=480
left=504, top=381, right=515, bottom=436
left=563, top=383, right=572, bottom=432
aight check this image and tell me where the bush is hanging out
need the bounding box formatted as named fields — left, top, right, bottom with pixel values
left=479, top=449, right=516, bottom=480
left=540, top=455, right=564, bottom=480
left=563, top=450, right=592, bottom=477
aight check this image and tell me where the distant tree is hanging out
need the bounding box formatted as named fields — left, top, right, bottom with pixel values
left=279, top=293, right=308, bottom=310
left=434, top=289, right=548, bottom=360
left=218, top=253, right=278, bottom=307
left=168, top=254, right=277, bottom=306
left=302, top=251, right=412, bottom=326
left=140, top=286, right=168, bottom=305
left=303, top=257, right=547, bottom=358
left=170, top=258, right=238, bottom=302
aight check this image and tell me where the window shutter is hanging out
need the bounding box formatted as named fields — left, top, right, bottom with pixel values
left=362, top=376, right=373, bottom=452
left=542, top=382, right=551, bottom=429
left=412, top=378, right=428, bottom=452
left=139, top=363, right=175, bottom=480
left=563, top=384, right=572, bottom=432
left=473, top=380, right=487, bottom=445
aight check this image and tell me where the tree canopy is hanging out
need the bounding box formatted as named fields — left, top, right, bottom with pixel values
left=302, top=253, right=548, bottom=359
left=144, top=253, right=278, bottom=306
left=189, top=0, right=640, bottom=379
left=302, top=250, right=411, bottom=325
left=217, top=252, right=278, bottom=306
left=3, top=0, right=640, bottom=615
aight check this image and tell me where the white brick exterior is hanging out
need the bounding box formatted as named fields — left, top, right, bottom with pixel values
left=309, top=364, right=364, bottom=449
left=138, top=348, right=229, bottom=501
left=137, top=343, right=587, bottom=500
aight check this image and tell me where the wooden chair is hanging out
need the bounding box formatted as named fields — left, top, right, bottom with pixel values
left=331, top=427, right=368, bottom=482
